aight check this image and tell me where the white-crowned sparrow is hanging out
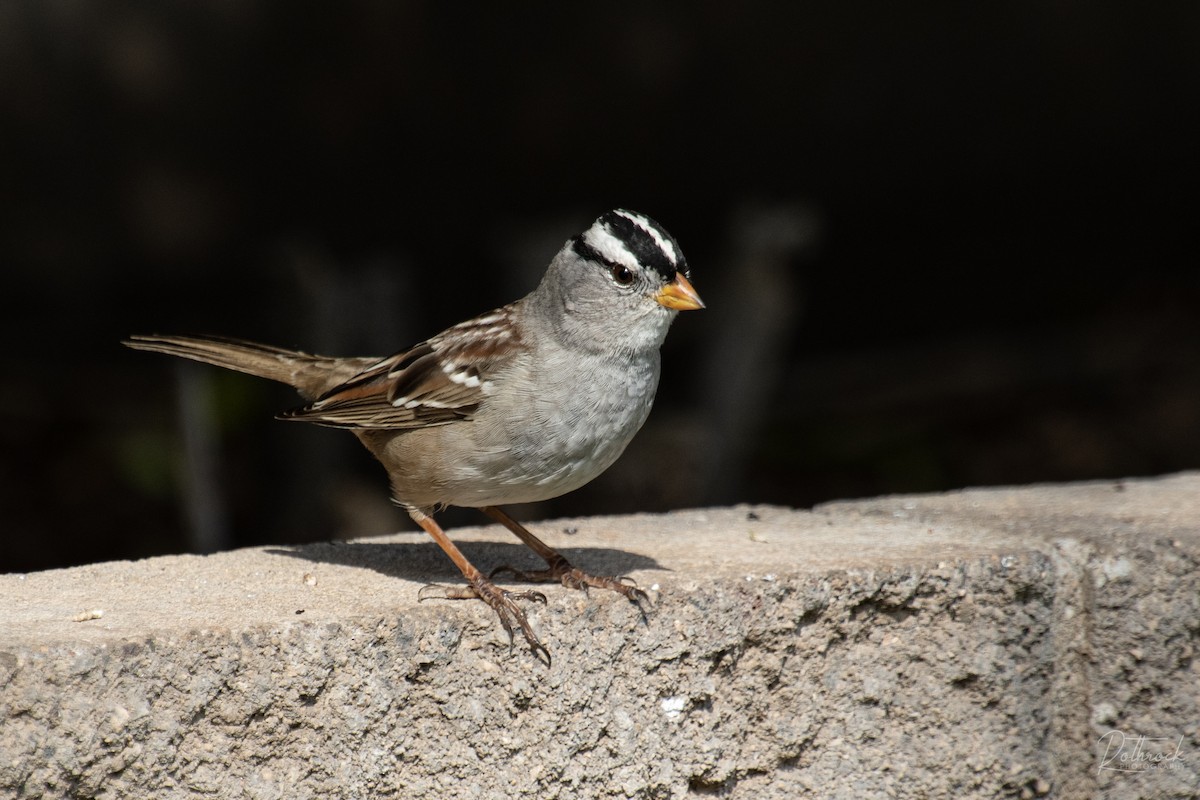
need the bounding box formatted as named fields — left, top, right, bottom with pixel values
left=125, top=209, right=703, bottom=662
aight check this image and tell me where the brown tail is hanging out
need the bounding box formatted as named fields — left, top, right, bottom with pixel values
left=123, top=334, right=376, bottom=400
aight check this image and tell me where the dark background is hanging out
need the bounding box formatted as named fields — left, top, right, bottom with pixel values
left=3, top=2, right=1197, bottom=572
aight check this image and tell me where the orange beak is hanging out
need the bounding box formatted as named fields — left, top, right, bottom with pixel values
left=654, top=273, right=705, bottom=311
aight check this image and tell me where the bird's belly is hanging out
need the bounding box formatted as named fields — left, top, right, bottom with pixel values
left=458, top=362, right=662, bottom=506
left=375, top=355, right=660, bottom=510
left=464, top=392, right=653, bottom=505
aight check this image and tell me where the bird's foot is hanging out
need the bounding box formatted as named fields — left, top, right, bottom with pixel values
left=491, top=555, right=652, bottom=619
left=418, top=579, right=550, bottom=665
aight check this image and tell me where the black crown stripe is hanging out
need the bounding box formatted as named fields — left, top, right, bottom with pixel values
left=600, top=210, right=689, bottom=281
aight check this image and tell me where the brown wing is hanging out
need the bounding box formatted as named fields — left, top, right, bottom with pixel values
left=277, top=305, right=519, bottom=430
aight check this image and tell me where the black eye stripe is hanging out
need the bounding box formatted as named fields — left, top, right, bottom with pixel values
left=572, top=238, right=638, bottom=287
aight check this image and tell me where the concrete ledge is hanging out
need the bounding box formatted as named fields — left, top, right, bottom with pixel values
left=3, top=474, right=1199, bottom=799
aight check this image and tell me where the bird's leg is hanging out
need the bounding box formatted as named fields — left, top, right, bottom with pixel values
left=481, top=506, right=650, bottom=615
left=408, top=508, right=550, bottom=664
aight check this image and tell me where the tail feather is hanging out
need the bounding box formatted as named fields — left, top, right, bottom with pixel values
left=123, top=334, right=375, bottom=400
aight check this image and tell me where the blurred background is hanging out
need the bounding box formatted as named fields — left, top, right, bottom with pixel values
left=3, top=2, right=1197, bottom=572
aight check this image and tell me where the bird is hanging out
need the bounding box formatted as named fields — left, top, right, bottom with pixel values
left=125, top=209, right=703, bottom=662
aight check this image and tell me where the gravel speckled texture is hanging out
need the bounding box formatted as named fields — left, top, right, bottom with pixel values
left=2, top=474, right=1199, bottom=798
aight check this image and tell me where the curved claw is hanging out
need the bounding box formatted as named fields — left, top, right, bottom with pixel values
left=415, top=580, right=552, bottom=665
left=477, top=582, right=551, bottom=665
left=491, top=561, right=654, bottom=624
left=612, top=579, right=653, bottom=624
left=510, top=588, right=549, bottom=605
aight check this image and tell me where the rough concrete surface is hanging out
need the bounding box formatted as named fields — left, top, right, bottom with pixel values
left=2, top=474, right=1199, bottom=799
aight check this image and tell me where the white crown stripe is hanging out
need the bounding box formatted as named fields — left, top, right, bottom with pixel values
left=582, top=225, right=643, bottom=272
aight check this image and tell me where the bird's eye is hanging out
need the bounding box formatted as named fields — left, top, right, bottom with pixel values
left=610, top=265, right=635, bottom=286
